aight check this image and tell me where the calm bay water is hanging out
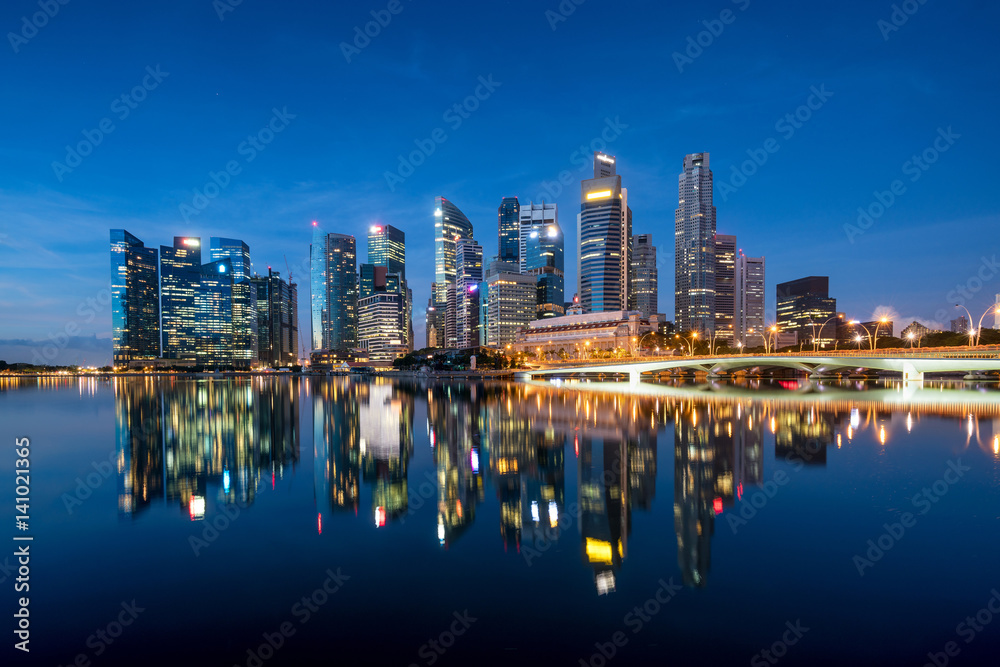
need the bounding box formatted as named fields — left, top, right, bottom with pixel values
left=2, top=376, right=1000, bottom=666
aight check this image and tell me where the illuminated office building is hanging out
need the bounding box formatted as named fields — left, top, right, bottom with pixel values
left=498, top=196, right=520, bottom=264
left=426, top=293, right=444, bottom=348
left=525, top=220, right=565, bottom=319
left=519, top=201, right=557, bottom=274
left=775, top=276, right=837, bottom=347
left=735, top=254, right=765, bottom=348
left=110, top=229, right=160, bottom=368
left=628, top=234, right=657, bottom=320
left=160, top=236, right=203, bottom=361
left=310, top=225, right=358, bottom=352
left=210, top=237, right=258, bottom=365
left=713, top=234, right=736, bottom=342
left=433, top=197, right=472, bottom=340
left=251, top=269, right=299, bottom=366
left=481, top=259, right=536, bottom=348
left=455, top=239, right=484, bottom=348
left=578, top=153, right=631, bottom=313
left=675, top=153, right=717, bottom=334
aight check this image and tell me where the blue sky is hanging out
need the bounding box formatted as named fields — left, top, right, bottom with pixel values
left=1, top=0, right=998, bottom=364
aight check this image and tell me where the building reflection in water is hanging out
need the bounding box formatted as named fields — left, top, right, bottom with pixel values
left=112, top=374, right=1000, bottom=596
left=116, top=376, right=300, bottom=519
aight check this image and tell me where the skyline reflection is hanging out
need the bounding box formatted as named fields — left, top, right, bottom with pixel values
left=105, top=376, right=1000, bottom=595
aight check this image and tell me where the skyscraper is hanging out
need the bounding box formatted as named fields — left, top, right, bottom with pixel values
left=251, top=269, right=299, bottom=366
left=519, top=201, right=557, bottom=274
left=675, top=153, right=717, bottom=334
left=714, top=234, right=736, bottom=343
left=366, top=224, right=410, bottom=351
left=160, top=236, right=203, bottom=360
left=629, top=234, right=657, bottom=319
left=110, top=230, right=160, bottom=368
left=426, top=292, right=444, bottom=349
left=481, top=259, right=536, bottom=348
left=578, top=153, right=631, bottom=314
left=525, top=222, right=565, bottom=319
left=455, top=239, right=483, bottom=348
left=775, top=276, right=837, bottom=346
left=310, top=224, right=358, bottom=352
left=498, top=197, right=520, bottom=264
left=210, top=237, right=258, bottom=365
left=734, top=254, right=765, bottom=348
left=433, top=197, right=474, bottom=307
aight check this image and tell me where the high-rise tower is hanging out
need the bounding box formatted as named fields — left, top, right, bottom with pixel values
left=310, top=224, right=358, bottom=352
left=629, top=234, right=657, bottom=319
left=713, top=234, right=736, bottom=343
left=675, top=153, right=717, bottom=334
left=110, top=230, right=160, bottom=368
left=578, top=153, right=631, bottom=313
left=498, top=197, right=520, bottom=265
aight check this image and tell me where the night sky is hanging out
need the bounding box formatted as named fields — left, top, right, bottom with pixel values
left=2, top=0, right=998, bottom=365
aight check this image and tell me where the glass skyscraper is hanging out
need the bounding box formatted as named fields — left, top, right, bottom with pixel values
left=110, top=229, right=160, bottom=368
left=498, top=196, right=520, bottom=264
left=455, top=239, right=483, bottom=348
left=160, top=237, right=203, bottom=360
left=367, top=224, right=410, bottom=351
left=525, top=223, right=565, bottom=319
left=578, top=153, right=631, bottom=313
left=713, top=234, right=736, bottom=342
left=674, top=153, right=717, bottom=334
left=210, top=237, right=258, bottom=365
left=251, top=269, right=299, bottom=367
left=519, top=201, right=557, bottom=275
left=629, top=234, right=658, bottom=320
left=310, top=225, right=358, bottom=352
left=433, top=197, right=473, bottom=307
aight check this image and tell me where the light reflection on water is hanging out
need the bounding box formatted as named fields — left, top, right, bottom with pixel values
left=3, top=375, right=1000, bottom=665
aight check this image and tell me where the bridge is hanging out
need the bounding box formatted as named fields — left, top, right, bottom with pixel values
left=519, top=348, right=1000, bottom=383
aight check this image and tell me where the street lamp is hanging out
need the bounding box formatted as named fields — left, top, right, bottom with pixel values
left=854, top=334, right=863, bottom=350
left=955, top=304, right=976, bottom=347
left=807, top=315, right=842, bottom=352
left=906, top=331, right=916, bottom=348
left=968, top=302, right=1000, bottom=346
left=848, top=320, right=885, bottom=350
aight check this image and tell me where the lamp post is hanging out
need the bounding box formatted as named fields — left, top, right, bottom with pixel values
left=971, top=302, right=1000, bottom=346
left=955, top=304, right=976, bottom=347
left=848, top=320, right=884, bottom=351
left=636, top=332, right=657, bottom=357
left=807, top=315, right=842, bottom=352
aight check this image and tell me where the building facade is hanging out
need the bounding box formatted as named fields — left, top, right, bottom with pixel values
left=209, top=237, right=258, bottom=366
left=511, top=310, right=662, bottom=358
left=481, top=260, right=536, bottom=348
left=110, top=230, right=160, bottom=368
left=455, top=239, right=484, bottom=348
left=734, top=254, right=765, bottom=349
left=629, top=234, right=657, bottom=319
left=674, top=153, right=717, bottom=334
left=498, top=196, right=520, bottom=264
left=578, top=153, right=630, bottom=314
left=310, top=226, right=358, bottom=352
left=160, top=236, right=203, bottom=361
left=519, top=201, right=557, bottom=274
left=775, top=276, right=837, bottom=347
left=251, top=269, right=299, bottom=366
left=525, top=221, right=565, bottom=319
left=713, top=234, right=736, bottom=342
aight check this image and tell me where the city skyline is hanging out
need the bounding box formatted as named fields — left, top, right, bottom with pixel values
left=3, top=0, right=999, bottom=365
